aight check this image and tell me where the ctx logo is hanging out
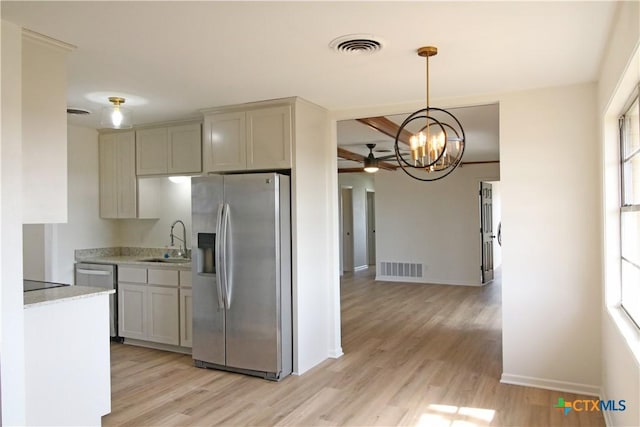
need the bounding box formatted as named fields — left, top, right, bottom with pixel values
left=553, top=397, right=627, bottom=415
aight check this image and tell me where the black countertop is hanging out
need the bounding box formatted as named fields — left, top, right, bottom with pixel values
left=24, top=280, right=70, bottom=292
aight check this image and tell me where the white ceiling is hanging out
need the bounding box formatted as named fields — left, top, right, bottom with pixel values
left=1, top=1, right=616, bottom=129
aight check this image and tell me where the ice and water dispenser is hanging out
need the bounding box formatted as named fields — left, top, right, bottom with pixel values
left=196, top=233, right=216, bottom=274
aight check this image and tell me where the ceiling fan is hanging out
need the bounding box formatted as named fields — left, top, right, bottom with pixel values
left=337, top=143, right=401, bottom=173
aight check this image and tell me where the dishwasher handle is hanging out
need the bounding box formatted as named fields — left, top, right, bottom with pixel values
left=76, top=268, right=111, bottom=276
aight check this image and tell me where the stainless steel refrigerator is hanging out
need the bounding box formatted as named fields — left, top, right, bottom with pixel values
left=191, top=173, right=292, bottom=380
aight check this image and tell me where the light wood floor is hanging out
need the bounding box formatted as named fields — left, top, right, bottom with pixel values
left=104, top=269, right=604, bottom=426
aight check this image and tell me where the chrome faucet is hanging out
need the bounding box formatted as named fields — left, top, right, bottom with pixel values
left=170, top=220, right=188, bottom=258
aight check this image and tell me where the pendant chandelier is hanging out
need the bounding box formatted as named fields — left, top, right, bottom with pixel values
left=394, top=46, right=465, bottom=181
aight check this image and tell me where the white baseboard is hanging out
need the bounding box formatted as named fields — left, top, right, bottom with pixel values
left=500, top=373, right=600, bottom=396
left=328, top=347, right=344, bottom=358
left=600, top=387, right=612, bottom=427
left=354, top=265, right=368, bottom=272
left=375, top=275, right=483, bottom=286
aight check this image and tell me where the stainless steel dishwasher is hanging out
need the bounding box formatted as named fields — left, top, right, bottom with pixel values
left=75, top=263, right=121, bottom=341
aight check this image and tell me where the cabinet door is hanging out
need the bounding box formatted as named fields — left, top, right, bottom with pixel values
left=246, top=105, right=292, bottom=170
left=168, top=124, right=202, bottom=174
left=118, top=283, right=146, bottom=340
left=203, top=112, right=246, bottom=172
left=180, top=288, right=193, bottom=348
left=147, top=286, right=179, bottom=345
left=99, top=134, right=118, bottom=219
left=136, top=128, right=168, bottom=175
left=116, top=132, right=137, bottom=218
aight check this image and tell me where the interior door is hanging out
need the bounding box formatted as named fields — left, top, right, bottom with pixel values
left=366, top=190, right=376, bottom=266
left=342, top=187, right=354, bottom=273
left=480, top=182, right=494, bottom=283
left=223, top=173, right=280, bottom=373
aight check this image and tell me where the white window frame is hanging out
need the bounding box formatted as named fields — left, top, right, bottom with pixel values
left=619, top=86, right=640, bottom=328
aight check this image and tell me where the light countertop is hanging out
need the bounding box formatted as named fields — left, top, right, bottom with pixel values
left=24, top=285, right=115, bottom=309
left=79, top=255, right=191, bottom=269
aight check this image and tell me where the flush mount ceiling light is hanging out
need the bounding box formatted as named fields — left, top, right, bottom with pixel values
left=363, top=143, right=379, bottom=173
left=101, top=96, right=133, bottom=129
left=394, top=46, right=465, bottom=181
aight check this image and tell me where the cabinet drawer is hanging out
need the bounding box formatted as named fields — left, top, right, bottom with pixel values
left=118, top=267, right=147, bottom=283
left=179, top=270, right=192, bottom=287
left=148, top=268, right=179, bottom=286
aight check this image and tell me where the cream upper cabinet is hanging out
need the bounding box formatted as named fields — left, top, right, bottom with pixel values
left=136, top=128, right=168, bottom=175
left=203, top=112, right=246, bottom=172
left=203, top=103, right=292, bottom=173
left=99, top=131, right=137, bottom=219
left=21, top=31, right=74, bottom=224
left=246, top=105, right=292, bottom=170
left=168, top=124, right=202, bottom=174
left=136, top=123, right=202, bottom=176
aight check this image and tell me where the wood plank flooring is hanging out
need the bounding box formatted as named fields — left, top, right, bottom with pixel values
left=104, top=269, right=604, bottom=426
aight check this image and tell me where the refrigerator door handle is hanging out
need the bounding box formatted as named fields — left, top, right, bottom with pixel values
left=222, top=202, right=232, bottom=309
left=215, top=203, right=226, bottom=309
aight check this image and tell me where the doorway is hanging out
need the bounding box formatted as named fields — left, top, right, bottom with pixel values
left=366, top=190, right=376, bottom=266
left=341, top=187, right=354, bottom=273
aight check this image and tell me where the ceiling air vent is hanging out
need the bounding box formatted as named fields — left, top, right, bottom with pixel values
left=66, top=108, right=91, bottom=115
left=330, top=34, right=384, bottom=54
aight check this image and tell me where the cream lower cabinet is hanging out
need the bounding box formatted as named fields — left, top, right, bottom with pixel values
left=118, top=283, right=147, bottom=340
left=118, top=266, right=180, bottom=346
left=147, top=286, right=179, bottom=345
left=118, top=266, right=191, bottom=348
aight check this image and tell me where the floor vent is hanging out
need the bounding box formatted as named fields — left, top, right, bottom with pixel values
left=379, top=261, right=423, bottom=278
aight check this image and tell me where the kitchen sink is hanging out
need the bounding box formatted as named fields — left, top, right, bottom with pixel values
left=138, top=257, right=191, bottom=264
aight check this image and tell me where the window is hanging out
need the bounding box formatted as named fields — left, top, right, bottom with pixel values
left=620, top=90, right=640, bottom=326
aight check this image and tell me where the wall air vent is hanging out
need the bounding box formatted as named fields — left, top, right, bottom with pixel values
left=379, top=261, right=423, bottom=278
left=330, top=34, right=384, bottom=54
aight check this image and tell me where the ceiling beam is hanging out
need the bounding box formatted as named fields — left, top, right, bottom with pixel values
left=337, top=147, right=398, bottom=171
left=356, top=116, right=413, bottom=146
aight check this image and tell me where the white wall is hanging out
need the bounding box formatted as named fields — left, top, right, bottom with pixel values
left=1, top=19, right=27, bottom=425
left=48, top=126, right=120, bottom=284
left=500, top=83, right=601, bottom=394
left=598, top=2, right=640, bottom=426
left=334, top=81, right=604, bottom=396
left=22, top=225, right=47, bottom=281
left=375, top=163, right=499, bottom=286
left=291, top=98, right=342, bottom=373
left=338, top=172, right=374, bottom=272
left=117, top=177, right=192, bottom=250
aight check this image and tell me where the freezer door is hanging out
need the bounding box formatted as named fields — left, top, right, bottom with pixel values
left=191, top=175, right=226, bottom=366
left=223, top=173, right=281, bottom=373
